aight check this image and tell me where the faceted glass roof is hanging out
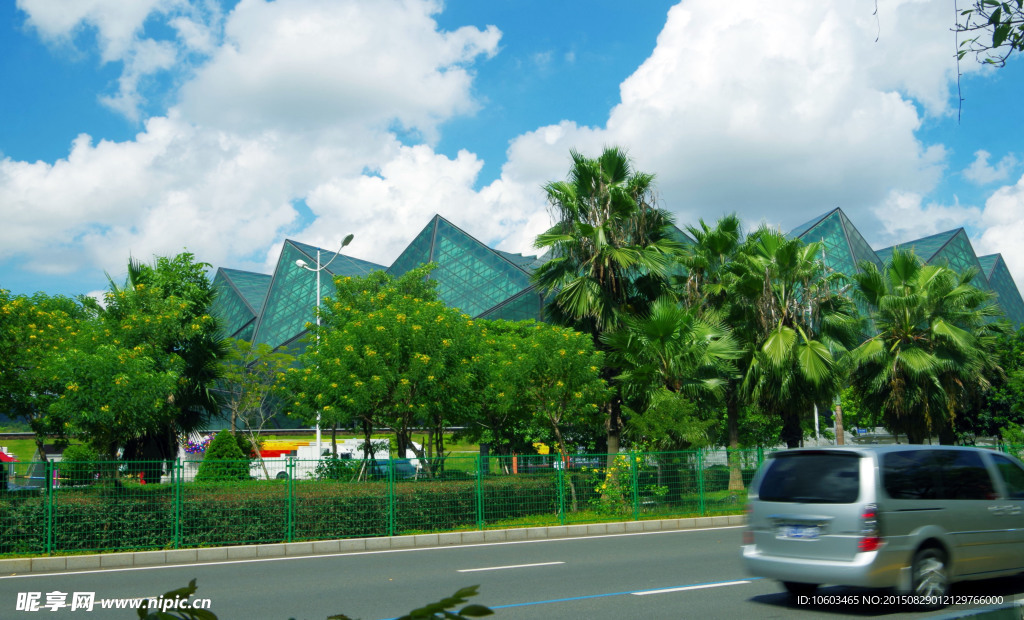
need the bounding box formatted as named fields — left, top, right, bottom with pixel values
left=790, top=208, right=882, bottom=275
left=251, top=241, right=386, bottom=350
left=980, top=254, right=1024, bottom=324
left=478, top=286, right=546, bottom=322
left=878, top=229, right=990, bottom=292
left=212, top=211, right=1024, bottom=350
left=211, top=268, right=270, bottom=339
left=389, top=216, right=537, bottom=317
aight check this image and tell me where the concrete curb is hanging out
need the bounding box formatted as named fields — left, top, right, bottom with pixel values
left=936, top=599, right=1024, bottom=620
left=0, top=514, right=744, bottom=575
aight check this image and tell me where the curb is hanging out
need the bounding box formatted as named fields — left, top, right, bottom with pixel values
left=0, top=515, right=744, bottom=575
left=936, top=600, right=1024, bottom=620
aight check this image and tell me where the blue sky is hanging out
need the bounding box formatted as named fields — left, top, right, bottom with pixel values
left=2, top=0, right=1023, bottom=299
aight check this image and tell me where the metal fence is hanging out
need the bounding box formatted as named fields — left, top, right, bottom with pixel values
left=3, top=444, right=1020, bottom=558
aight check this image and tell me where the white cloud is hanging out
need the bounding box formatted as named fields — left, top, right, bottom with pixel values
left=871, top=190, right=980, bottom=245
left=963, top=150, right=1018, bottom=185
left=977, top=174, right=1024, bottom=291
left=8, top=0, right=1022, bottom=299
left=3, top=0, right=509, bottom=283
left=177, top=0, right=500, bottom=140
left=16, top=0, right=223, bottom=119
left=498, top=0, right=974, bottom=239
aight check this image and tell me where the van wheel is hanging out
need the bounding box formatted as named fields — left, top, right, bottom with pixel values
left=782, top=581, right=818, bottom=597
left=911, top=547, right=949, bottom=605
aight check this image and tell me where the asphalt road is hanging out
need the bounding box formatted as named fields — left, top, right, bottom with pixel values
left=2, top=527, right=1022, bottom=620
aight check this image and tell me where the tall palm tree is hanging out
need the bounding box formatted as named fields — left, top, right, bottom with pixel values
left=678, top=214, right=749, bottom=488
left=602, top=296, right=740, bottom=411
left=848, top=249, right=1005, bottom=443
left=731, top=226, right=862, bottom=448
left=533, top=147, right=683, bottom=458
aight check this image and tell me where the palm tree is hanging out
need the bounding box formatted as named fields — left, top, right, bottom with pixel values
left=678, top=214, right=749, bottom=489
left=848, top=249, right=1005, bottom=443
left=533, top=146, right=682, bottom=458
left=731, top=226, right=862, bottom=448
left=602, top=296, right=740, bottom=413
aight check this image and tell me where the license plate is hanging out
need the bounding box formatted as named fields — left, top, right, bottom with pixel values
left=778, top=524, right=820, bottom=540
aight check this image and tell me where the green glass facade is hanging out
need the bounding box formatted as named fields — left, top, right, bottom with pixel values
left=212, top=211, right=1024, bottom=352
left=211, top=268, right=271, bottom=339
left=877, top=228, right=991, bottom=292
left=979, top=254, right=1024, bottom=325
left=388, top=216, right=535, bottom=318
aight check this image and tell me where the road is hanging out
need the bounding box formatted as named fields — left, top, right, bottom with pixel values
left=2, top=526, right=1022, bottom=619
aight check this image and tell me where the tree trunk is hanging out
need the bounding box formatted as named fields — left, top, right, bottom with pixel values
left=781, top=411, right=802, bottom=449
left=834, top=405, right=844, bottom=445
left=726, top=394, right=744, bottom=491
left=605, top=398, right=621, bottom=469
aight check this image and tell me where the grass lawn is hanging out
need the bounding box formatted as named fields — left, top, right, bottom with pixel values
left=1, top=438, right=40, bottom=464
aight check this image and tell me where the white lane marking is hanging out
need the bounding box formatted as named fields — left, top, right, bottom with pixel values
left=458, top=561, right=565, bottom=573
left=0, top=526, right=743, bottom=580
left=632, top=579, right=751, bottom=596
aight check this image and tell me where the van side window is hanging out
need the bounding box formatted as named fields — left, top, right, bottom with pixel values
left=935, top=450, right=996, bottom=500
left=882, top=450, right=940, bottom=499
left=991, top=454, right=1024, bottom=500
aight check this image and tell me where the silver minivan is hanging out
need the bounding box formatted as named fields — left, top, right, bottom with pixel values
left=741, top=445, right=1024, bottom=601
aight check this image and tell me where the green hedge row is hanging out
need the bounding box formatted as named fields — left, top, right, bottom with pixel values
left=0, top=475, right=560, bottom=556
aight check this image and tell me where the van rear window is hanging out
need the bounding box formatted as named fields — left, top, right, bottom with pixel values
left=758, top=452, right=861, bottom=503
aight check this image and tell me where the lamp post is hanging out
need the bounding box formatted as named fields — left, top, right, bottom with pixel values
left=295, top=233, right=354, bottom=457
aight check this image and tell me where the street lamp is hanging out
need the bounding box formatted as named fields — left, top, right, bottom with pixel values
left=295, top=233, right=354, bottom=457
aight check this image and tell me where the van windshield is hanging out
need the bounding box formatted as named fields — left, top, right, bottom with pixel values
left=758, top=452, right=861, bottom=504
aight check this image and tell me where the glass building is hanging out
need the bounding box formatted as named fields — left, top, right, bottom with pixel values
left=212, top=210, right=1024, bottom=352
left=791, top=208, right=1024, bottom=325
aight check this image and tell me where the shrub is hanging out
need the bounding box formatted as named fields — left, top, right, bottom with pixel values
left=59, top=445, right=99, bottom=486
left=195, top=431, right=250, bottom=483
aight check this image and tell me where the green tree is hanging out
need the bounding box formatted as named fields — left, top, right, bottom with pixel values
left=532, top=146, right=682, bottom=460
left=48, top=340, right=182, bottom=460
left=731, top=226, right=862, bottom=448
left=195, top=429, right=249, bottom=482
left=957, top=0, right=1024, bottom=67
left=965, top=326, right=1024, bottom=442
left=218, top=338, right=293, bottom=478
left=286, top=266, right=476, bottom=477
left=848, top=249, right=1006, bottom=443
left=80, top=252, right=227, bottom=467
left=676, top=214, right=753, bottom=489
left=0, top=290, right=86, bottom=457
left=602, top=296, right=740, bottom=450
left=458, top=320, right=549, bottom=461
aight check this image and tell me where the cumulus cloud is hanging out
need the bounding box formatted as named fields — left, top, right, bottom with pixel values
left=963, top=150, right=1018, bottom=185
left=7, top=0, right=1024, bottom=297
left=871, top=190, right=981, bottom=245
left=977, top=174, right=1024, bottom=287
left=3, top=0, right=512, bottom=283
left=16, top=0, right=222, bottom=119
left=177, top=0, right=500, bottom=139
left=498, top=0, right=973, bottom=238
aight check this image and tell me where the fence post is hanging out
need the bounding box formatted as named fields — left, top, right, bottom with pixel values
left=697, top=450, right=705, bottom=517
left=475, top=454, right=484, bottom=530
left=45, top=460, right=54, bottom=556
left=757, top=446, right=764, bottom=467
left=630, top=452, right=640, bottom=521
left=556, top=461, right=566, bottom=526
left=387, top=458, right=396, bottom=537
left=287, top=458, right=295, bottom=543
left=173, top=459, right=182, bottom=549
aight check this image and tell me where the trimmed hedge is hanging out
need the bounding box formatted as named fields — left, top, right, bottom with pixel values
left=0, top=475, right=561, bottom=556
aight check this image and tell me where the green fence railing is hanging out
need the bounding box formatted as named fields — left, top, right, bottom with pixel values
left=0, top=445, right=847, bottom=558
left=5, top=444, right=1022, bottom=558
